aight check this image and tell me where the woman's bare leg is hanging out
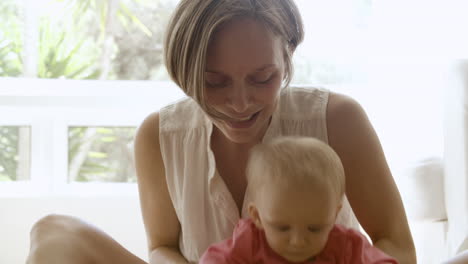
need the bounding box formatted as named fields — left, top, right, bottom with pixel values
left=27, top=214, right=147, bottom=264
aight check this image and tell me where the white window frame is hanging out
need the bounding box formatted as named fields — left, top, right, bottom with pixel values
left=0, top=77, right=186, bottom=197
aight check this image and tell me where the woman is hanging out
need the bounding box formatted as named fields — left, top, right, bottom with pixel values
left=27, top=0, right=416, bottom=263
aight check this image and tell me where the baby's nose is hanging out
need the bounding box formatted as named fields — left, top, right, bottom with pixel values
left=290, top=233, right=307, bottom=247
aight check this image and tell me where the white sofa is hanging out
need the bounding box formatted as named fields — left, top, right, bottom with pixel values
left=401, top=60, right=468, bottom=263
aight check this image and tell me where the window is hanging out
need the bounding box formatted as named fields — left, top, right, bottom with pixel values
left=9, top=0, right=178, bottom=80
left=2, top=0, right=466, bottom=197
left=0, top=126, right=30, bottom=182
left=291, top=0, right=468, bottom=179
left=0, top=78, right=184, bottom=196
left=292, top=0, right=372, bottom=85
left=68, top=126, right=136, bottom=183
left=0, top=0, right=184, bottom=196
left=0, top=0, right=22, bottom=77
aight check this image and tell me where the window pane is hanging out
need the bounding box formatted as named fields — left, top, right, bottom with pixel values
left=0, top=0, right=23, bottom=77
left=38, top=0, right=178, bottom=80
left=0, top=126, right=31, bottom=182
left=68, top=126, right=136, bottom=183
left=292, top=0, right=372, bottom=85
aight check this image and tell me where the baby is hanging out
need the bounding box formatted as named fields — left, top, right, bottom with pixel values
left=200, top=136, right=398, bottom=264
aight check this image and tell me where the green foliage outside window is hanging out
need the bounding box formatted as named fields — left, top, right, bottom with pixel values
left=0, top=0, right=22, bottom=77
left=35, top=0, right=176, bottom=80
left=1, top=0, right=178, bottom=183
left=68, top=127, right=136, bottom=183
left=0, top=126, right=29, bottom=182
left=0, top=127, right=19, bottom=181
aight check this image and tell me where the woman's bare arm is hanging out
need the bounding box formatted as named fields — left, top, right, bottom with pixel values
left=327, top=93, right=416, bottom=264
left=135, top=112, right=190, bottom=264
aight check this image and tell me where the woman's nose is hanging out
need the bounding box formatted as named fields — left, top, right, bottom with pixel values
left=226, top=84, right=252, bottom=113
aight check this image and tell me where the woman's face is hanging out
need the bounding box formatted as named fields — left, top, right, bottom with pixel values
left=205, top=18, right=285, bottom=144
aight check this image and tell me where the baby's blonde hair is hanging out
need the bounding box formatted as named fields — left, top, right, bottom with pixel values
left=164, top=0, right=304, bottom=118
left=246, top=137, right=345, bottom=203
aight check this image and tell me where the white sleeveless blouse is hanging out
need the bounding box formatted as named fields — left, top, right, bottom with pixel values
left=159, top=87, right=360, bottom=262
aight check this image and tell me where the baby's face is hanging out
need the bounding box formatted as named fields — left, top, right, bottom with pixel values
left=251, top=184, right=340, bottom=263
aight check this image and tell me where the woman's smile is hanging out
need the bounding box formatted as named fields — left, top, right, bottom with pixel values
left=223, top=111, right=261, bottom=129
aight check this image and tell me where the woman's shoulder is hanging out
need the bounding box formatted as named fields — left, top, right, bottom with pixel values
left=159, top=96, right=209, bottom=132
left=282, top=87, right=361, bottom=111
left=281, top=86, right=329, bottom=100
left=135, top=112, right=161, bottom=148
left=277, top=87, right=367, bottom=128
left=277, top=86, right=330, bottom=120
left=326, top=92, right=368, bottom=134
left=159, top=96, right=195, bottom=118
left=327, top=92, right=363, bottom=116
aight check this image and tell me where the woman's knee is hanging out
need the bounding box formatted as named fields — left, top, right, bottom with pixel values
left=31, top=214, right=68, bottom=231
left=28, top=214, right=94, bottom=264
left=30, top=214, right=82, bottom=241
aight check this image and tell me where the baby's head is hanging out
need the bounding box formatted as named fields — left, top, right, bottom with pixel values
left=246, top=136, right=345, bottom=263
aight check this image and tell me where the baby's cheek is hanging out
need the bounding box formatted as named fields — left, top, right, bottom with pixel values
left=265, top=231, right=287, bottom=253
left=314, top=233, right=332, bottom=252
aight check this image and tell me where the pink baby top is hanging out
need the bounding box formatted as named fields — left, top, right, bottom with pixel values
left=199, top=219, right=398, bottom=264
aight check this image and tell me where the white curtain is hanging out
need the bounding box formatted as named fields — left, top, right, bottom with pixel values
left=21, top=0, right=39, bottom=77
left=444, top=60, right=468, bottom=255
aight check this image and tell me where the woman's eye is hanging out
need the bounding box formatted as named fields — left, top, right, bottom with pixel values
left=205, top=74, right=227, bottom=88
left=206, top=79, right=228, bottom=88
left=206, top=81, right=226, bottom=88
left=253, top=74, right=273, bottom=84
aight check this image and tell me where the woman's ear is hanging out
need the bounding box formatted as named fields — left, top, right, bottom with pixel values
left=248, top=203, right=264, bottom=229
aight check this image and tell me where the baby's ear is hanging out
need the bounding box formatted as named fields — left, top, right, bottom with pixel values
left=334, top=202, right=343, bottom=219
left=248, top=203, right=263, bottom=229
